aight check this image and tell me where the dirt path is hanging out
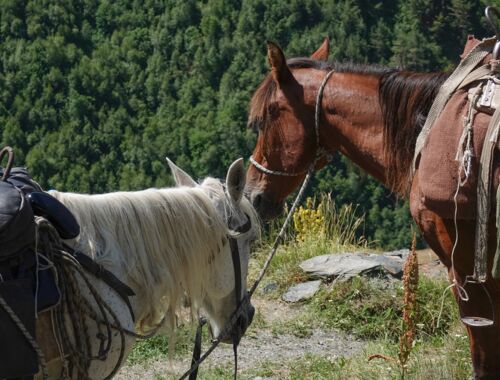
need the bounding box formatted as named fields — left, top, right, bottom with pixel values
left=116, top=250, right=447, bottom=379
left=115, top=299, right=365, bottom=379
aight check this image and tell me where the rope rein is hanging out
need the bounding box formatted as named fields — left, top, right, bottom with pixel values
left=179, top=68, right=335, bottom=379
left=35, top=217, right=131, bottom=380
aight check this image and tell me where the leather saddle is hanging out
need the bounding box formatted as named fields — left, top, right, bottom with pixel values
left=0, top=147, right=80, bottom=379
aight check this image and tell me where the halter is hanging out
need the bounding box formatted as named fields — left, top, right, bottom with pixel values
left=187, top=212, right=252, bottom=380
left=249, top=69, right=336, bottom=176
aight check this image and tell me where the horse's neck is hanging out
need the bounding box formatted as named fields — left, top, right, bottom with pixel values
left=321, top=73, right=389, bottom=185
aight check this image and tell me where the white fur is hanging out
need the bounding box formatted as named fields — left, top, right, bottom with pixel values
left=41, top=159, right=258, bottom=378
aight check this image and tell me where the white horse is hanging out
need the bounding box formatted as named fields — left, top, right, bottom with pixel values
left=34, top=158, right=259, bottom=379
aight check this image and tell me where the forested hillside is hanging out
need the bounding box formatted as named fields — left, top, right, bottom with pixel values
left=0, top=0, right=497, bottom=248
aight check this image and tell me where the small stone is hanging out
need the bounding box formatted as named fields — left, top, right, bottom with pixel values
left=263, top=282, right=278, bottom=294
left=282, top=280, right=322, bottom=302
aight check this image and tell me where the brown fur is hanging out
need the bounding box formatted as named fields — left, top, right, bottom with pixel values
left=246, top=42, right=500, bottom=379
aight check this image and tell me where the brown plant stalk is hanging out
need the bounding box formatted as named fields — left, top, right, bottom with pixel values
left=399, top=233, right=419, bottom=369
left=368, top=233, right=419, bottom=379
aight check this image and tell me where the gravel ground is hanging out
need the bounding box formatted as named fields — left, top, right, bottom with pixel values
left=115, top=299, right=364, bottom=379
left=115, top=250, right=447, bottom=379
left=115, top=328, right=364, bottom=379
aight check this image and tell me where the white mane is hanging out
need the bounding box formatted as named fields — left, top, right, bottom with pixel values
left=50, top=178, right=258, bottom=333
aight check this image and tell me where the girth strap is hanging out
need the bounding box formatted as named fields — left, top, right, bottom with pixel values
left=70, top=249, right=136, bottom=321
left=475, top=105, right=500, bottom=280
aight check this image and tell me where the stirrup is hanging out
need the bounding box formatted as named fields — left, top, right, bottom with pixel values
left=458, top=277, right=495, bottom=327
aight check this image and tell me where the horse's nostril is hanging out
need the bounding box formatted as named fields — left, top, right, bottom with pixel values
left=252, top=193, right=263, bottom=208
left=248, top=305, right=255, bottom=325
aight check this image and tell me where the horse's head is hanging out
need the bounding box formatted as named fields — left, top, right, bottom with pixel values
left=246, top=39, right=332, bottom=220
left=167, top=158, right=259, bottom=344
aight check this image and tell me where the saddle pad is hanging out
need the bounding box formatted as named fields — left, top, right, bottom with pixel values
left=417, top=38, right=500, bottom=219
left=418, top=88, right=500, bottom=219
left=0, top=278, right=38, bottom=378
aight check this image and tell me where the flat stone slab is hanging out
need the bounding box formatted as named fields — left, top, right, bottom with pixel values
left=367, top=253, right=404, bottom=278
left=300, top=253, right=381, bottom=280
left=282, top=280, right=322, bottom=302
left=300, top=252, right=406, bottom=280
left=383, top=249, right=409, bottom=259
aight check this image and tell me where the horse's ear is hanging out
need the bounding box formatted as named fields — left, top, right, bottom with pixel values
left=226, top=158, right=245, bottom=204
left=267, top=41, right=294, bottom=84
left=166, top=157, right=197, bottom=187
left=310, top=37, right=330, bottom=61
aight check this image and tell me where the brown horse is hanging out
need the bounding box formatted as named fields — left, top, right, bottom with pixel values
left=245, top=38, right=500, bottom=379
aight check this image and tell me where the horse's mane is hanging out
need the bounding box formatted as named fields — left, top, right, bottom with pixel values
left=248, top=57, right=449, bottom=194
left=51, top=178, right=258, bottom=332
left=379, top=70, right=449, bottom=194
left=248, top=59, right=389, bottom=131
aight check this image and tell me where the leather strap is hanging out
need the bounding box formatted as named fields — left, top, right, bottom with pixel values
left=187, top=214, right=250, bottom=380
left=229, top=238, right=242, bottom=308
left=0, top=146, right=14, bottom=181
left=475, top=105, right=500, bottom=281
left=188, top=317, right=206, bottom=380
left=70, top=249, right=136, bottom=321
left=457, top=64, right=493, bottom=90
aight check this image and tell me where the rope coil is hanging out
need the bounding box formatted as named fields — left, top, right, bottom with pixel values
left=35, top=217, right=130, bottom=379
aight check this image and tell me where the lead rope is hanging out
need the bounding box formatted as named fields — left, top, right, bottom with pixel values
left=180, top=68, right=335, bottom=380
left=179, top=162, right=317, bottom=380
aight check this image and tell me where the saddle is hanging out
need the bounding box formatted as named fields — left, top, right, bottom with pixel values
left=417, top=36, right=499, bottom=219
left=415, top=35, right=500, bottom=280
left=0, top=147, right=79, bottom=379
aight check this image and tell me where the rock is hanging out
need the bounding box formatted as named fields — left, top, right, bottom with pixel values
left=282, top=280, right=322, bottom=302
left=300, top=251, right=408, bottom=280
left=368, top=253, right=404, bottom=278
left=383, top=249, right=409, bottom=260
left=299, top=253, right=381, bottom=280
left=263, top=282, right=278, bottom=294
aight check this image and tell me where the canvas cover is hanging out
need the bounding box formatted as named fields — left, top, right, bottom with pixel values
left=417, top=37, right=500, bottom=219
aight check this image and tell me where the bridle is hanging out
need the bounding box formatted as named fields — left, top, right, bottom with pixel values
left=249, top=69, right=336, bottom=176
left=183, top=68, right=336, bottom=380
left=186, top=211, right=252, bottom=380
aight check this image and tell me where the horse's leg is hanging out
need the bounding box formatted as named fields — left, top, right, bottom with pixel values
left=411, top=173, right=500, bottom=379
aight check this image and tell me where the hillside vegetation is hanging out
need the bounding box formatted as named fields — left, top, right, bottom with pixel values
left=120, top=198, right=470, bottom=379
left=1, top=0, right=497, bottom=248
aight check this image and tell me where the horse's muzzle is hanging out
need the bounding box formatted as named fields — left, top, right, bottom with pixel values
left=221, top=300, right=255, bottom=345
left=249, top=191, right=284, bottom=221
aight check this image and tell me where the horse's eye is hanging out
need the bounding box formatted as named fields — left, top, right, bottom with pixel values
left=248, top=119, right=262, bottom=133
left=268, top=103, right=280, bottom=118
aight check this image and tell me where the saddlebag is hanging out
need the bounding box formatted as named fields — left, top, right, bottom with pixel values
left=0, top=172, right=39, bottom=378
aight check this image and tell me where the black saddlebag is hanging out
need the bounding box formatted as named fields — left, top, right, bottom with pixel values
left=0, top=147, right=80, bottom=378
left=0, top=177, right=39, bottom=378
